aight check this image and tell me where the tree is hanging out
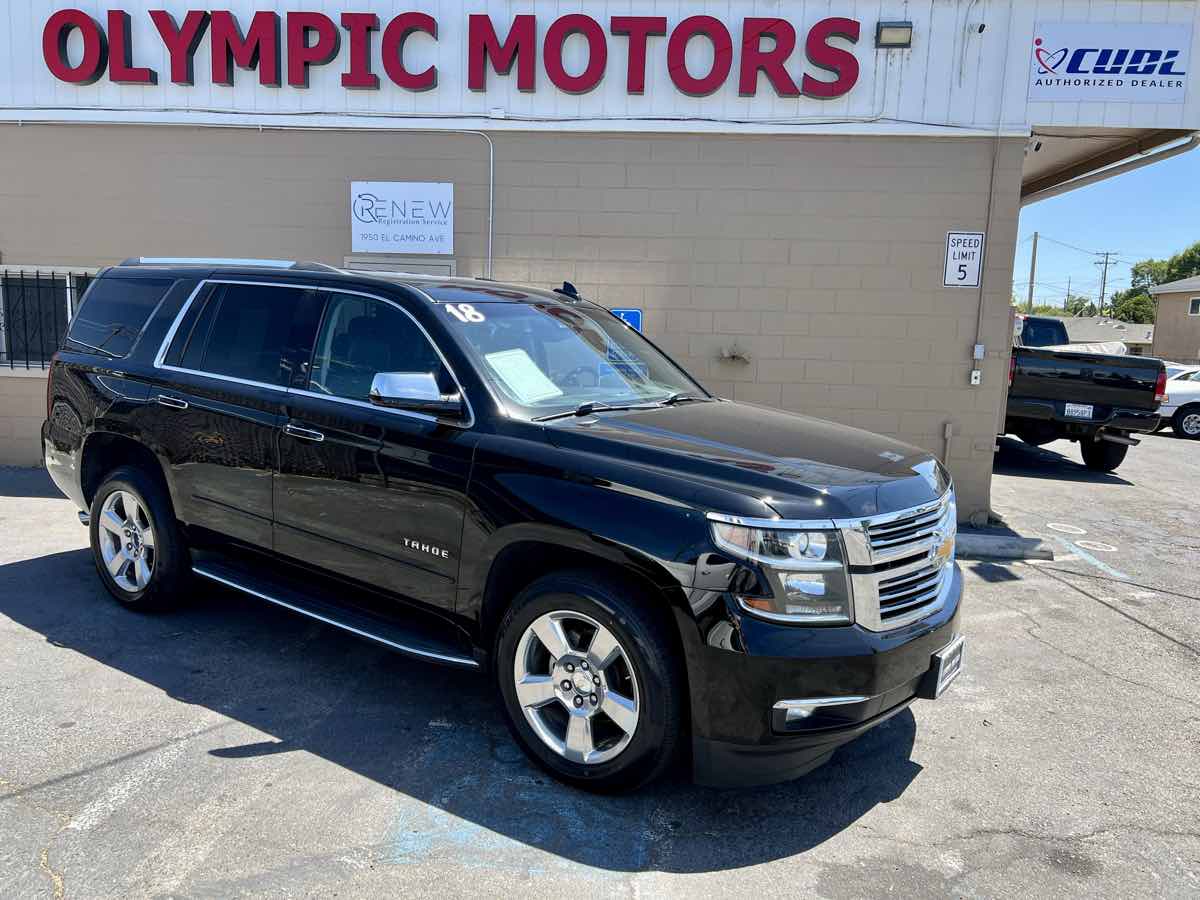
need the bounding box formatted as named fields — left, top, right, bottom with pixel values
left=1065, top=294, right=1097, bottom=317
left=1107, top=238, right=1200, bottom=324
left=1108, top=291, right=1156, bottom=324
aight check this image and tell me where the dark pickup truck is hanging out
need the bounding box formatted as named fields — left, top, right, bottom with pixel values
left=1005, top=315, right=1167, bottom=472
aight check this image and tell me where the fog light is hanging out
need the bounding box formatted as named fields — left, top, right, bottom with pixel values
left=875, top=21, right=913, bottom=48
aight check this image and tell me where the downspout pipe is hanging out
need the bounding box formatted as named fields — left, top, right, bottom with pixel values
left=1021, top=132, right=1199, bottom=207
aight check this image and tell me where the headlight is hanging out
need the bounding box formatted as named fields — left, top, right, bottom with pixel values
left=710, top=520, right=853, bottom=624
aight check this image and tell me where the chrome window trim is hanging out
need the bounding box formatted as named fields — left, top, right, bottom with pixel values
left=151, top=278, right=475, bottom=429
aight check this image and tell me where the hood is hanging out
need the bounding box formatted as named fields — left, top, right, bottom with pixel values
left=544, top=401, right=949, bottom=520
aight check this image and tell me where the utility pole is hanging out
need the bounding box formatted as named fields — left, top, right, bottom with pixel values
left=1065, top=276, right=1071, bottom=314
left=1096, top=251, right=1114, bottom=315
left=1025, top=231, right=1038, bottom=313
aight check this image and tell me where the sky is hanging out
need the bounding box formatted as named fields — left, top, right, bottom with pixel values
left=1011, top=146, right=1200, bottom=310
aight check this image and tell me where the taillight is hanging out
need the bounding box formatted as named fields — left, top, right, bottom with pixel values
left=1154, top=368, right=1167, bottom=405
left=1009, top=355, right=1016, bottom=386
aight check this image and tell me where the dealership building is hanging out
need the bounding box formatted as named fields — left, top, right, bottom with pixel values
left=2, top=1, right=1198, bottom=522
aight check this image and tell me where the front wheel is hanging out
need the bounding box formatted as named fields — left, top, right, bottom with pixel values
left=495, top=570, right=685, bottom=793
left=89, top=465, right=190, bottom=610
left=1080, top=438, right=1129, bottom=472
left=1173, top=405, right=1200, bottom=440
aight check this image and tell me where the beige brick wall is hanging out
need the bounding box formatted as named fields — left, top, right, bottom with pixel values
left=0, top=373, right=48, bottom=465
left=1151, top=291, right=1200, bottom=363
left=0, top=125, right=1022, bottom=520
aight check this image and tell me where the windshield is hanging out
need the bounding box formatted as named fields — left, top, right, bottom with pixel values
left=1020, top=318, right=1070, bottom=347
left=439, top=300, right=707, bottom=418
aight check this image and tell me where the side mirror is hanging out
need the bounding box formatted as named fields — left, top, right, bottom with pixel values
left=369, top=372, right=465, bottom=418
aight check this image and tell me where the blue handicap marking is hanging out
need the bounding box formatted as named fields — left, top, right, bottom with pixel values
left=610, top=308, right=643, bottom=332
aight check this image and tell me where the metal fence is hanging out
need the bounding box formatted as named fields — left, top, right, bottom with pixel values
left=0, top=270, right=94, bottom=369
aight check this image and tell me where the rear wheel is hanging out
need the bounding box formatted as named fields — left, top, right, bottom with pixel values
left=1173, top=405, right=1200, bottom=440
left=89, top=466, right=190, bottom=610
left=495, top=570, right=684, bottom=793
left=1080, top=438, right=1128, bottom=472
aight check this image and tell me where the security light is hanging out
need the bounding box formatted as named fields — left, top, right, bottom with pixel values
left=875, top=21, right=913, bottom=49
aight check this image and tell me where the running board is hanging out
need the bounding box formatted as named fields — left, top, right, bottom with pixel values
left=192, top=561, right=480, bottom=669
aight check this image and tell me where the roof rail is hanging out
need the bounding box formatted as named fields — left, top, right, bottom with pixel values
left=119, top=257, right=304, bottom=269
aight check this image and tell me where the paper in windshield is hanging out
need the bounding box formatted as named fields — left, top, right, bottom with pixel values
left=484, top=349, right=564, bottom=404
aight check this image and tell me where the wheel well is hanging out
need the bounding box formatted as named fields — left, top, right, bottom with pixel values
left=480, top=541, right=684, bottom=655
left=80, top=433, right=168, bottom=507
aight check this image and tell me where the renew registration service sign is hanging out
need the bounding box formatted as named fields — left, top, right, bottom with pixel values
left=944, top=231, right=985, bottom=288
left=351, top=182, right=454, bottom=254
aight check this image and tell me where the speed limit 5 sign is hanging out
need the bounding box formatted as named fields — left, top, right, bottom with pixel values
left=944, top=231, right=985, bottom=288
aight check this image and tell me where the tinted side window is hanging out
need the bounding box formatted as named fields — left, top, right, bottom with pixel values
left=189, top=284, right=311, bottom=386
left=67, top=275, right=174, bottom=357
left=309, top=293, right=447, bottom=402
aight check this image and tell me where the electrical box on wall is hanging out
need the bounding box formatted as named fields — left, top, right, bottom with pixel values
left=969, top=370, right=982, bottom=386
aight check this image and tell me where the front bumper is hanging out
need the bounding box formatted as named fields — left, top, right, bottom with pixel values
left=688, top=563, right=963, bottom=788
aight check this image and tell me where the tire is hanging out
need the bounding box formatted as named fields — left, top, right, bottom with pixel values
left=1080, top=438, right=1129, bottom=472
left=495, top=569, right=685, bottom=793
left=89, top=465, right=190, bottom=611
left=1172, top=405, right=1200, bottom=440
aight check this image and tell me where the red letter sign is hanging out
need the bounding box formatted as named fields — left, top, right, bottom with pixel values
left=740, top=18, right=799, bottom=96
left=43, top=9, right=107, bottom=85
left=544, top=15, right=606, bottom=94
left=666, top=16, right=732, bottom=96
left=340, top=12, right=378, bottom=89
left=287, top=12, right=339, bottom=88
left=150, top=10, right=210, bottom=85
left=211, top=11, right=281, bottom=87
left=382, top=12, right=437, bottom=91
left=610, top=16, right=666, bottom=94
left=108, top=10, right=156, bottom=83
left=468, top=14, right=536, bottom=92
left=802, top=17, right=860, bottom=98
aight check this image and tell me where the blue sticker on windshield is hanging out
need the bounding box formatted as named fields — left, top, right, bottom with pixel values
left=611, top=308, right=643, bottom=332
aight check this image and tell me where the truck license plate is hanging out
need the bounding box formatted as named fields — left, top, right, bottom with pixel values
left=1065, top=403, right=1093, bottom=419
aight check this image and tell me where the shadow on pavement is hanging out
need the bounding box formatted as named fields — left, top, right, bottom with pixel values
left=0, top=466, right=66, bottom=499
left=0, top=547, right=923, bottom=875
left=993, top=437, right=1132, bottom=486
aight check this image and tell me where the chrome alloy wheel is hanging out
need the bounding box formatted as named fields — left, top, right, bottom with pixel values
left=512, top=610, right=641, bottom=765
left=1182, top=412, right=1200, bottom=436
left=97, top=490, right=156, bottom=593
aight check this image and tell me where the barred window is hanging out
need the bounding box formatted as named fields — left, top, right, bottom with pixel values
left=0, top=269, right=95, bottom=369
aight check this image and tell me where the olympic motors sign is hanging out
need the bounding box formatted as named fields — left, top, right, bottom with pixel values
left=1029, top=22, right=1192, bottom=103
left=39, top=7, right=863, bottom=100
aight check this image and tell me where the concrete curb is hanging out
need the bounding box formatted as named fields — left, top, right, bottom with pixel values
left=956, top=532, right=1054, bottom=561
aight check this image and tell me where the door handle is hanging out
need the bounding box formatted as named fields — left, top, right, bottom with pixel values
left=284, top=423, right=325, bottom=442
left=155, top=395, right=188, bottom=410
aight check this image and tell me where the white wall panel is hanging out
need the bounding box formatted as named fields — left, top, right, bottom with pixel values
left=0, top=0, right=1196, bottom=135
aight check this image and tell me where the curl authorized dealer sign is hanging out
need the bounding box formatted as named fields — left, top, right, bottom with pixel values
left=351, top=182, right=454, bottom=254
left=1029, top=22, right=1191, bottom=103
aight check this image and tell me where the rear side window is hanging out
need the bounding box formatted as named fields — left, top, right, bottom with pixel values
left=172, top=283, right=317, bottom=386
left=67, top=275, right=174, bottom=358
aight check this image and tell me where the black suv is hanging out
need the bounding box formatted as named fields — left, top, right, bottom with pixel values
left=43, top=259, right=964, bottom=792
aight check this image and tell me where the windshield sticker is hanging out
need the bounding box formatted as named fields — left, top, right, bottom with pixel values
left=446, top=303, right=486, bottom=323
left=484, top=349, right=564, bottom=404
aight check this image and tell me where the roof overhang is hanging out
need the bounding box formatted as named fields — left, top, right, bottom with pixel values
left=1021, top=128, right=1197, bottom=204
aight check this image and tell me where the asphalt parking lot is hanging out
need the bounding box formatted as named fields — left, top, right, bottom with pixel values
left=1, top=434, right=1197, bottom=899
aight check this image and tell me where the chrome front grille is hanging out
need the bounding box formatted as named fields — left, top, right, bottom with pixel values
left=878, top=560, right=944, bottom=623
left=865, top=499, right=950, bottom=564
left=838, top=491, right=956, bottom=632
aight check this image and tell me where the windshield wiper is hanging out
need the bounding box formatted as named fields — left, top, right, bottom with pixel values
left=534, top=400, right=660, bottom=422
left=659, top=392, right=710, bottom=405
